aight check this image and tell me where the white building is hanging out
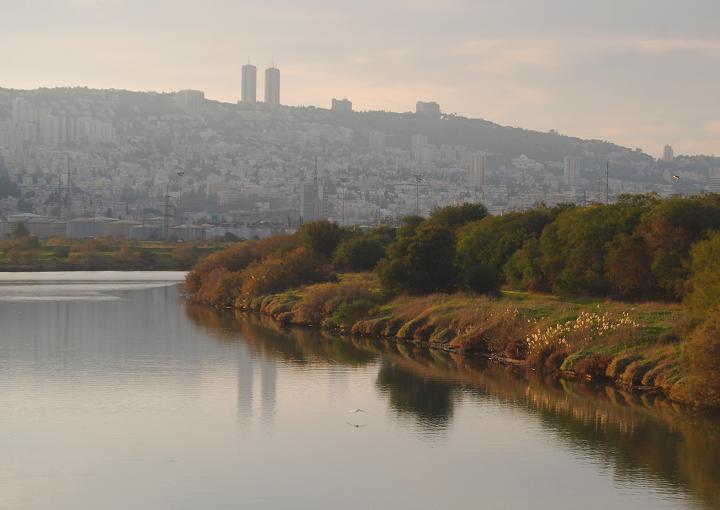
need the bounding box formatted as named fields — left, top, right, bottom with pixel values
left=264, top=67, right=280, bottom=106
left=470, top=152, right=487, bottom=191
left=241, top=64, right=257, bottom=104
left=564, top=156, right=582, bottom=187
left=369, top=131, right=385, bottom=152
left=663, top=145, right=675, bottom=162
left=175, top=90, right=205, bottom=113
left=416, top=101, right=441, bottom=117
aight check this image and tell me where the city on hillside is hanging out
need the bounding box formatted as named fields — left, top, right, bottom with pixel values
left=1, top=70, right=719, bottom=242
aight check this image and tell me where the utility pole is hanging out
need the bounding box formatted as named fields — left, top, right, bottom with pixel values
left=605, top=161, right=609, bottom=205
left=414, top=174, right=423, bottom=216
left=341, top=190, right=346, bottom=226
left=163, top=181, right=170, bottom=241
left=66, top=167, right=72, bottom=220
left=164, top=170, right=185, bottom=241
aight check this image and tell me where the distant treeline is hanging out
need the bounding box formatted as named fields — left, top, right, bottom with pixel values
left=0, top=226, right=226, bottom=271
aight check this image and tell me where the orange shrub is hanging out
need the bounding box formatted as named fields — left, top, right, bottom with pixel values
left=238, top=247, right=333, bottom=302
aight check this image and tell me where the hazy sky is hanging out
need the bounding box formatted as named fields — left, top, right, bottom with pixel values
left=2, top=0, right=719, bottom=156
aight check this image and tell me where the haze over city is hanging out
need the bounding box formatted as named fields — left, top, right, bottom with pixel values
left=4, top=2, right=720, bottom=510
left=2, top=0, right=719, bottom=156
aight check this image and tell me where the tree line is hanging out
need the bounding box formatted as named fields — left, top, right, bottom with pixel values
left=187, top=193, right=720, bottom=311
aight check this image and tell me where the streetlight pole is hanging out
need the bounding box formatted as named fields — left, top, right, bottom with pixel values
left=415, top=174, right=423, bottom=216
left=164, top=170, right=185, bottom=241
left=605, top=161, right=609, bottom=205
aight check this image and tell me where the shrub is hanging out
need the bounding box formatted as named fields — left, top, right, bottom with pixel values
left=333, top=236, right=386, bottom=271
left=331, top=300, right=377, bottom=328
left=298, top=221, right=347, bottom=259
left=684, top=231, right=720, bottom=314
left=504, top=238, right=544, bottom=291
left=8, top=248, right=37, bottom=266
left=294, top=281, right=378, bottom=324
left=193, top=268, right=245, bottom=308
left=681, top=308, right=720, bottom=408
left=574, top=355, right=613, bottom=380
left=377, top=223, right=458, bottom=295
left=429, top=203, right=487, bottom=228
left=239, top=247, right=333, bottom=301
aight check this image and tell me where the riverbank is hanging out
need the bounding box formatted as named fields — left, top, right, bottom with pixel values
left=209, top=273, right=697, bottom=407
left=0, top=238, right=227, bottom=271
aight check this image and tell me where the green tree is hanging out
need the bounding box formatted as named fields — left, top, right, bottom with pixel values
left=456, top=208, right=554, bottom=292
left=333, top=236, right=386, bottom=271
left=298, top=220, right=347, bottom=259
left=681, top=308, right=720, bottom=408
left=539, top=200, right=651, bottom=295
left=685, top=232, right=720, bottom=313
left=604, top=233, right=657, bottom=298
left=504, top=238, right=544, bottom=291
left=377, top=223, right=458, bottom=294
left=429, top=202, right=487, bottom=229
left=637, top=196, right=720, bottom=298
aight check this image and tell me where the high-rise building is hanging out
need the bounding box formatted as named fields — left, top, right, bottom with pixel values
left=369, top=131, right=385, bottom=152
left=264, top=67, right=280, bottom=106
left=241, top=64, right=257, bottom=104
left=38, top=114, right=62, bottom=147
left=470, top=152, right=487, bottom=190
left=300, top=181, right=322, bottom=222
left=563, top=156, right=582, bottom=186
left=12, top=97, right=37, bottom=123
left=416, top=101, right=441, bottom=118
left=331, top=98, right=352, bottom=112
left=663, top=145, right=675, bottom=162
left=174, top=90, right=205, bottom=113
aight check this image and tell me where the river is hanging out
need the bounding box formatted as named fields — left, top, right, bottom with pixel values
left=0, top=273, right=718, bottom=509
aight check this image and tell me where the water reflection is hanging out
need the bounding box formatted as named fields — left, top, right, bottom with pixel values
left=187, top=303, right=720, bottom=509
left=1, top=278, right=718, bottom=509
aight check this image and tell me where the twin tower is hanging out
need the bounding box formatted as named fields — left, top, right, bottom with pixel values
left=241, top=64, right=280, bottom=106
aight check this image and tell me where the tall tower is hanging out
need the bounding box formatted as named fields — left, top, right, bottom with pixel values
left=264, top=66, right=280, bottom=106
left=663, top=145, right=675, bottom=162
left=241, top=64, right=257, bottom=104
left=470, top=152, right=487, bottom=191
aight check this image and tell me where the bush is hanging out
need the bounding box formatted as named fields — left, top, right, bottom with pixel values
left=193, top=268, right=245, bottom=308
left=298, top=221, right=347, bottom=259
left=332, top=300, right=377, bottom=328
left=239, top=247, right=333, bottom=301
left=377, top=223, right=458, bottom=295
left=429, top=203, right=487, bottom=228
left=333, top=236, right=386, bottom=271
left=681, top=308, right=720, bottom=408
left=574, top=355, right=613, bottom=380
left=294, top=281, right=378, bottom=323
left=685, top=231, right=720, bottom=313
left=503, top=238, right=544, bottom=290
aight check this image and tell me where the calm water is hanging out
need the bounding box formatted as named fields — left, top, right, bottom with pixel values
left=0, top=273, right=718, bottom=510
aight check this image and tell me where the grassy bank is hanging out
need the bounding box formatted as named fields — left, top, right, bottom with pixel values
left=236, top=273, right=692, bottom=405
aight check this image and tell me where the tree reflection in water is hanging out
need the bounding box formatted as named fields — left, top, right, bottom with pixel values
left=186, top=302, right=720, bottom=508
left=376, top=360, right=455, bottom=429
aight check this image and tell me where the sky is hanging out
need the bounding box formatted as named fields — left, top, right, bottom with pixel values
left=1, top=0, right=719, bottom=157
